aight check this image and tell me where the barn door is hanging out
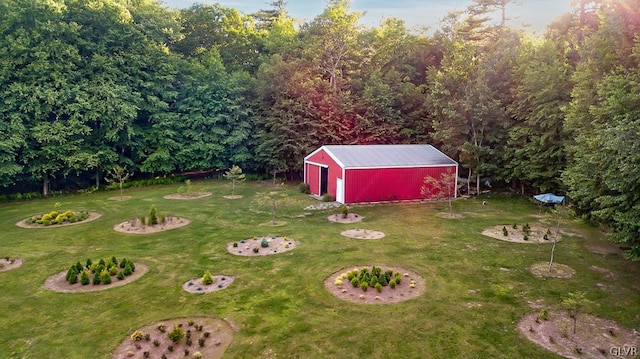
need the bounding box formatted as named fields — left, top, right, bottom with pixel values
left=336, top=178, right=344, bottom=203
left=320, top=167, right=328, bottom=195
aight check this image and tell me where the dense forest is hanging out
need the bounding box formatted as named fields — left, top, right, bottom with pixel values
left=0, top=0, right=639, bottom=257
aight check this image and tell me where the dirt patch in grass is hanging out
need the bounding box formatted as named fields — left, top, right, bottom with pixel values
left=16, top=211, right=102, bottom=228
left=435, top=212, right=464, bottom=219
left=528, top=262, right=575, bottom=279
left=108, top=196, right=132, bottom=201
left=112, top=316, right=235, bottom=359
left=589, top=265, right=617, bottom=279
left=113, top=216, right=190, bottom=234
left=227, top=236, right=298, bottom=256
left=258, top=220, right=288, bottom=227
left=340, top=229, right=385, bottom=240
left=325, top=265, right=425, bottom=304
left=482, top=223, right=560, bottom=243
left=586, top=243, right=623, bottom=255
left=327, top=213, right=364, bottom=223
left=163, top=192, right=212, bottom=200
left=43, top=263, right=148, bottom=293
left=183, top=275, right=235, bottom=294
left=518, top=310, right=640, bottom=359
left=223, top=195, right=243, bottom=199
left=0, top=257, right=23, bottom=272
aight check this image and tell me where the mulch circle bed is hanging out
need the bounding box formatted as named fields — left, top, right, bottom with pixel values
left=340, top=229, right=385, bottom=240
left=111, top=316, right=235, bottom=359
left=327, top=213, right=364, bottom=223
left=324, top=265, right=426, bottom=304
left=528, top=262, right=575, bottom=279
left=108, top=196, right=132, bottom=201
left=0, top=257, right=23, bottom=272
left=183, top=275, right=235, bottom=294
left=15, top=211, right=102, bottom=228
left=163, top=192, right=213, bottom=200
left=42, top=263, right=148, bottom=293
left=113, top=216, right=190, bottom=234
left=227, top=236, right=298, bottom=256
left=518, top=310, right=640, bottom=359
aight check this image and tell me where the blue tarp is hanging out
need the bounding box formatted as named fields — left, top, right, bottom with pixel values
left=533, top=193, right=565, bottom=204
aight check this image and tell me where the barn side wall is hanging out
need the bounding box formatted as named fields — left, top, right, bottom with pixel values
left=304, top=149, right=343, bottom=197
left=344, top=166, right=457, bottom=204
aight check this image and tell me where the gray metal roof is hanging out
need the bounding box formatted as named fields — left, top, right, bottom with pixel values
left=322, top=144, right=457, bottom=168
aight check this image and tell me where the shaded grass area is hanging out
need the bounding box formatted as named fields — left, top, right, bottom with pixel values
left=0, top=181, right=638, bottom=358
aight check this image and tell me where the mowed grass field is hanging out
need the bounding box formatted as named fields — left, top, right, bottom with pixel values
left=0, top=180, right=638, bottom=359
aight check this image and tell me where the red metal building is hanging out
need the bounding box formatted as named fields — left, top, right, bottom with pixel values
left=304, top=144, right=458, bottom=204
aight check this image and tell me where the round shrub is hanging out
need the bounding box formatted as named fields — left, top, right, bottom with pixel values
left=298, top=183, right=310, bottom=194
left=168, top=326, right=184, bottom=344
left=192, top=352, right=203, bottom=359
left=321, top=194, right=334, bottom=202
left=350, top=277, right=360, bottom=288
left=252, top=247, right=259, bottom=253
left=389, top=279, right=397, bottom=288
left=130, top=330, right=144, bottom=341
left=123, top=263, right=133, bottom=276
left=261, top=238, right=269, bottom=248
left=375, top=283, right=382, bottom=292
left=360, top=282, right=368, bottom=291
left=116, top=271, right=125, bottom=280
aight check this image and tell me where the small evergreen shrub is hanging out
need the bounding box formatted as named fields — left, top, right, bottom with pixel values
left=389, top=279, right=397, bottom=288
left=232, top=242, right=238, bottom=248
left=350, top=277, right=360, bottom=287
left=375, top=283, right=382, bottom=292
left=360, top=282, right=368, bottom=291
left=261, top=238, right=269, bottom=248
left=92, top=272, right=101, bottom=285
left=321, top=194, right=334, bottom=202
left=512, top=223, right=517, bottom=229
left=502, top=226, right=508, bottom=236
left=123, top=263, right=133, bottom=276
left=252, top=247, right=259, bottom=253
left=202, top=272, right=214, bottom=285
left=149, top=205, right=158, bottom=225
left=198, top=338, right=205, bottom=347
left=100, top=270, right=112, bottom=284
left=80, top=271, right=90, bottom=285
left=157, top=324, right=166, bottom=333
left=192, top=352, right=203, bottom=359
left=340, top=205, right=349, bottom=218
left=298, top=183, right=310, bottom=194
left=116, top=271, right=125, bottom=280
left=168, top=326, right=185, bottom=344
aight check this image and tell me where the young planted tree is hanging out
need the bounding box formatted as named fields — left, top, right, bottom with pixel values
left=104, top=166, right=131, bottom=200
left=548, top=205, right=570, bottom=272
left=255, top=191, right=288, bottom=224
left=420, top=168, right=457, bottom=217
left=561, top=291, right=597, bottom=334
left=224, top=165, right=246, bottom=197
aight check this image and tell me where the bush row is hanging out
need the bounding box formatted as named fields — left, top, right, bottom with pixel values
left=26, top=210, right=89, bottom=226
left=66, top=257, right=136, bottom=285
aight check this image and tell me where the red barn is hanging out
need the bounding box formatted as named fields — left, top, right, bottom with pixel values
left=304, top=144, right=458, bottom=204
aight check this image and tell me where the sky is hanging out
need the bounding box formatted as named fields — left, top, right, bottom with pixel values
left=160, top=0, right=573, bottom=34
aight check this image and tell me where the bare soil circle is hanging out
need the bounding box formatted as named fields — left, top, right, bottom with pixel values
left=111, top=316, right=235, bottom=359
left=223, top=195, right=243, bottom=199
left=327, top=213, right=364, bottom=223
left=183, top=275, right=235, bottom=294
left=108, top=196, right=132, bottom=201
left=528, top=262, right=575, bottom=279
left=43, top=263, right=148, bottom=293
left=16, top=211, right=102, bottom=228
left=340, top=229, right=385, bottom=240
left=518, top=310, right=640, bottom=359
left=482, top=223, right=560, bottom=243
left=0, top=257, right=23, bottom=272
left=227, top=236, right=298, bottom=256
left=325, top=265, right=426, bottom=304
left=163, top=192, right=212, bottom=200
left=113, top=216, right=190, bottom=234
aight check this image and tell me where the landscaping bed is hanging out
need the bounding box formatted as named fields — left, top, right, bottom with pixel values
left=112, top=316, right=234, bottom=359
left=227, top=236, right=298, bottom=256
left=16, top=210, right=101, bottom=228
left=0, top=257, right=23, bottom=272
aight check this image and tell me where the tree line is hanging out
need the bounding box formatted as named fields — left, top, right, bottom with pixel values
left=1, top=0, right=638, bottom=258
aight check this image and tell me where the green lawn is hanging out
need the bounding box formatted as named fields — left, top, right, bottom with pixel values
left=1, top=180, right=638, bottom=359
